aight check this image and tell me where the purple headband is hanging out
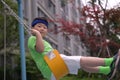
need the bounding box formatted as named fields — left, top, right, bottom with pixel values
left=32, top=19, right=48, bottom=28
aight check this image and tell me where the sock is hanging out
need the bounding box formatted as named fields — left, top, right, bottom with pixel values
left=104, top=58, right=113, bottom=66
left=99, top=66, right=110, bottom=75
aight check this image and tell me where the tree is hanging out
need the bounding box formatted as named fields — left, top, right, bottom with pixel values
left=50, top=0, right=120, bottom=79
left=52, top=0, right=120, bottom=57
left=0, top=0, right=19, bottom=50
left=80, top=1, right=120, bottom=57
left=0, top=0, right=20, bottom=79
left=0, top=1, right=44, bottom=80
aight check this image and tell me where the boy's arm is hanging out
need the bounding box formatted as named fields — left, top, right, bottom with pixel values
left=31, top=29, right=44, bottom=53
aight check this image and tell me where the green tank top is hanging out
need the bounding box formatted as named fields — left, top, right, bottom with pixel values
left=28, top=36, right=53, bottom=80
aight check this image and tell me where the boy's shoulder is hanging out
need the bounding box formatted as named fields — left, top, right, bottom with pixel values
left=29, top=35, right=36, bottom=38
left=28, top=36, right=36, bottom=40
left=28, top=36, right=39, bottom=50
left=28, top=36, right=36, bottom=44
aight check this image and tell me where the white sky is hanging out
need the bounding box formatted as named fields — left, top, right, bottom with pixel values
left=82, top=0, right=120, bottom=9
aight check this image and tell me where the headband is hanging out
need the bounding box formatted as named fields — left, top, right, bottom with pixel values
left=32, top=19, right=48, bottom=28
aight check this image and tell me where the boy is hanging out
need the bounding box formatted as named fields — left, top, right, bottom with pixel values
left=28, top=17, right=120, bottom=80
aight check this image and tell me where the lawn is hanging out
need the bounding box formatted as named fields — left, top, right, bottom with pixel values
left=60, top=76, right=105, bottom=80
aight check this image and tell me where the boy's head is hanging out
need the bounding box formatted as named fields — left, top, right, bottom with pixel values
left=31, top=17, right=48, bottom=37
left=31, top=17, right=48, bottom=28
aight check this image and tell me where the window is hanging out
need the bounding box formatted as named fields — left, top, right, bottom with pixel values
left=61, top=0, right=67, bottom=7
left=74, top=44, right=79, bottom=55
left=50, top=42, right=58, bottom=49
left=49, top=22, right=58, bottom=35
left=71, top=7, right=77, bottom=22
left=64, top=50, right=71, bottom=56
left=45, top=0, right=55, bottom=15
left=53, top=24, right=58, bottom=34
left=74, top=35, right=80, bottom=42
left=39, top=0, right=44, bottom=4
left=23, top=0, right=28, bottom=18
left=61, top=6, right=68, bottom=20
left=63, top=34, right=70, bottom=48
left=44, top=38, right=58, bottom=49
left=38, top=8, right=47, bottom=17
left=49, top=0, right=55, bottom=15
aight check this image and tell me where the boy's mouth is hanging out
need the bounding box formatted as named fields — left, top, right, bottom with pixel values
left=40, top=32, right=44, bottom=34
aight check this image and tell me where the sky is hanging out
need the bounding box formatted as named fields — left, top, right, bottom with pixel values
left=82, top=0, right=120, bottom=9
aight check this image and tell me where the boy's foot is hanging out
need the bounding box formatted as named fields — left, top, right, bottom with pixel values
left=107, top=55, right=120, bottom=80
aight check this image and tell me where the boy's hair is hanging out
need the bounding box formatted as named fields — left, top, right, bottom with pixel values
left=31, top=17, right=48, bottom=28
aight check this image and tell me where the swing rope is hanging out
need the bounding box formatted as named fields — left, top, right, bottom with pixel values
left=1, top=0, right=31, bottom=35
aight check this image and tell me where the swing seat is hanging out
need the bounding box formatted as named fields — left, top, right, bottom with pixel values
left=44, top=49, right=69, bottom=80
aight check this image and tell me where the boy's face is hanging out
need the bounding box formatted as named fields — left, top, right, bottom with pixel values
left=32, top=23, right=48, bottom=37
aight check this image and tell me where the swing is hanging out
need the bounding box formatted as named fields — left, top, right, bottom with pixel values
left=44, top=49, right=69, bottom=80
left=1, top=1, right=69, bottom=79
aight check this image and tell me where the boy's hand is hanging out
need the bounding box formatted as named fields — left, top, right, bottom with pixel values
left=30, top=28, right=44, bottom=53
left=31, top=29, right=41, bottom=36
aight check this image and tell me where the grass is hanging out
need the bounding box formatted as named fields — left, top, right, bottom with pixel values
left=42, top=76, right=106, bottom=80
left=60, top=76, right=106, bottom=80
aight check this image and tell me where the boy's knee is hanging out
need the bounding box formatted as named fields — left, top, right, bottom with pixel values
left=80, top=57, right=85, bottom=68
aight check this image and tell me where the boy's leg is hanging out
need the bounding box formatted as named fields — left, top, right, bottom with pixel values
left=81, top=66, right=110, bottom=75
left=80, top=61, right=117, bottom=76
left=80, top=50, right=120, bottom=78
left=80, top=49, right=120, bottom=67
left=79, top=55, right=118, bottom=76
left=80, top=56, right=113, bottom=67
left=79, top=57, right=112, bottom=75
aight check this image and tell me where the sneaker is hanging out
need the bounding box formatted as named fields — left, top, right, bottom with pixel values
left=107, top=56, right=120, bottom=80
